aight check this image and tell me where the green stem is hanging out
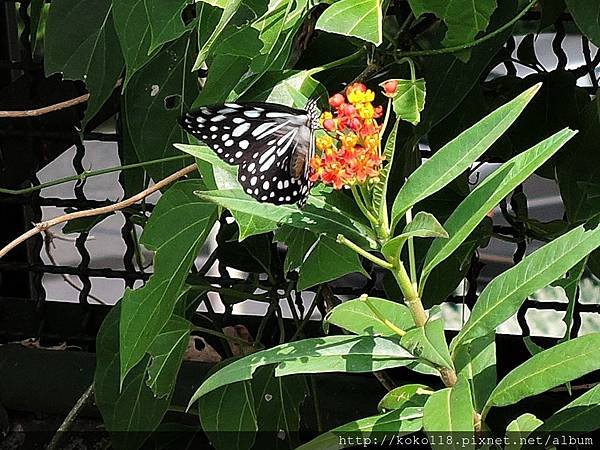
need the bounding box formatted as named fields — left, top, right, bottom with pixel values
left=361, top=294, right=406, bottom=336
left=337, top=234, right=393, bottom=270
left=395, top=0, right=538, bottom=58
left=405, top=208, right=417, bottom=290
left=351, top=185, right=378, bottom=226
left=192, top=325, right=257, bottom=348
left=391, top=261, right=428, bottom=327
left=308, top=48, right=366, bottom=75
left=0, top=154, right=193, bottom=195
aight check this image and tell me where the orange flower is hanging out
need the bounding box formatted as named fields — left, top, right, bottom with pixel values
left=310, top=85, right=384, bottom=189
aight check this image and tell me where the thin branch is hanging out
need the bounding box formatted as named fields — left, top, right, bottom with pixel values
left=46, top=383, right=95, bottom=450
left=0, top=163, right=198, bottom=259
left=0, top=94, right=90, bottom=118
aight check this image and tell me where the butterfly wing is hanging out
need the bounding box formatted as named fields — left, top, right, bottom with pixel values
left=180, top=102, right=315, bottom=205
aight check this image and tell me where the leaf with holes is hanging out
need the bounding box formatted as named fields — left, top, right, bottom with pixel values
left=45, top=0, right=124, bottom=127
left=119, top=180, right=217, bottom=385
left=146, top=0, right=193, bottom=53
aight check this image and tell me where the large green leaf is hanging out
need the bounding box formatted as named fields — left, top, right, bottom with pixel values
left=124, top=35, right=198, bottom=181
left=378, top=384, right=431, bottom=413
left=297, top=235, right=367, bottom=290
left=423, top=376, right=474, bottom=440
left=539, top=383, right=600, bottom=433
left=400, top=306, right=453, bottom=369
left=146, top=0, right=193, bottom=53
left=119, top=180, right=217, bottom=385
left=451, top=224, right=600, bottom=353
left=199, top=380, right=258, bottom=450
left=44, top=0, right=123, bottom=127
left=146, top=314, right=190, bottom=397
left=392, top=79, right=426, bottom=125
left=193, top=0, right=244, bottom=70
left=195, top=189, right=378, bottom=249
left=275, top=226, right=318, bottom=273
left=112, top=0, right=154, bottom=84
left=484, top=333, right=600, bottom=410
left=189, top=335, right=415, bottom=404
left=381, top=212, right=447, bottom=261
left=316, top=0, right=382, bottom=45
left=324, top=297, right=414, bottom=337
left=95, top=307, right=171, bottom=450
left=420, top=128, right=577, bottom=291
left=566, top=0, right=600, bottom=47
left=296, top=409, right=422, bottom=450
left=391, top=83, right=541, bottom=227
left=408, top=0, right=497, bottom=49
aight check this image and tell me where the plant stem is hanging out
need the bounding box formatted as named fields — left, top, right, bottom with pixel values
left=395, top=0, right=538, bottom=58
left=391, top=261, right=428, bottom=327
left=361, top=294, right=406, bottom=336
left=336, top=234, right=393, bottom=270
left=350, top=185, right=378, bottom=226
left=405, top=208, right=418, bottom=290
left=192, top=325, right=256, bottom=348
left=47, top=383, right=94, bottom=450
left=0, top=154, right=192, bottom=195
left=309, top=48, right=366, bottom=75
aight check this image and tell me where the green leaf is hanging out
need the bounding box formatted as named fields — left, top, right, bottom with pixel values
left=423, top=376, right=474, bottom=440
left=44, top=0, right=124, bottom=127
left=372, top=119, right=399, bottom=224
left=421, top=128, right=578, bottom=291
left=452, top=224, right=600, bottom=353
left=485, top=333, right=600, bottom=411
left=275, top=226, right=318, bottom=273
left=453, top=333, right=496, bottom=411
left=193, top=0, right=244, bottom=70
left=112, top=0, right=154, bottom=84
left=539, top=383, right=600, bottom=433
left=392, top=79, right=426, bottom=125
left=506, top=414, right=542, bottom=450
left=391, top=83, right=541, bottom=227
left=146, top=314, right=190, bottom=397
left=146, top=0, right=193, bottom=53
left=400, top=306, right=453, bottom=369
left=408, top=0, right=498, bottom=49
left=296, top=409, right=422, bottom=450
left=62, top=213, right=112, bottom=234
left=124, top=36, right=198, bottom=181
left=199, top=380, right=258, bottom=450
left=119, top=180, right=217, bottom=385
left=316, top=0, right=383, bottom=45
left=95, top=307, right=170, bottom=450
left=190, top=335, right=416, bottom=404
left=324, top=297, right=414, bottom=336
left=298, top=235, right=367, bottom=290
left=378, top=384, right=431, bottom=413
left=566, top=0, right=600, bottom=47
left=29, top=0, right=45, bottom=55
left=195, top=188, right=377, bottom=249
left=381, top=212, right=447, bottom=261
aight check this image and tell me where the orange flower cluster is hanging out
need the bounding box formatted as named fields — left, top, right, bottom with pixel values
left=309, top=83, right=384, bottom=190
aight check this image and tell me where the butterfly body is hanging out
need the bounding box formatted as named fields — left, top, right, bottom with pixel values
left=180, top=101, right=320, bottom=206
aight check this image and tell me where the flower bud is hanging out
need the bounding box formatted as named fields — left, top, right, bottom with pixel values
left=328, top=93, right=345, bottom=108
left=323, top=118, right=336, bottom=132
left=382, top=79, right=398, bottom=96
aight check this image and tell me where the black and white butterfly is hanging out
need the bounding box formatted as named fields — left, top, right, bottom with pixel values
left=180, top=100, right=320, bottom=206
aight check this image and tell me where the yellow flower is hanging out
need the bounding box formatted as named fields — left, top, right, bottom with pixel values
left=316, top=135, right=334, bottom=151
left=347, top=89, right=375, bottom=105
left=341, top=132, right=359, bottom=148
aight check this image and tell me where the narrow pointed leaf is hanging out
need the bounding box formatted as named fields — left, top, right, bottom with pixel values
left=452, top=224, right=600, bottom=353
left=485, top=333, right=600, bottom=410
left=539, top=383, right=600, bottom=433
left=391, top=83, right=541, bottom=227
left=372, top=119, right=399, bottom=222
left=421, top=128, right=577, bottom=291
left=189, top=335, right=415, bottom=405
left=506, top=414, right=542, bottom=450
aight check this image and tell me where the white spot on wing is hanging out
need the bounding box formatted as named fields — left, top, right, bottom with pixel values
left=211, top=115, right=226, bottom=122
left=232, top=122, right=251, bottom=137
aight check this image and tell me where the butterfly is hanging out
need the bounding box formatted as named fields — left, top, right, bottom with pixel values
left=180, top=100, right=321, bottom=206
